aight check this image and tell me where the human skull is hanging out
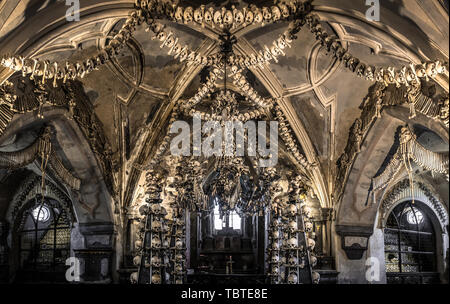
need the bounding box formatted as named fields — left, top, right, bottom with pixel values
left=130, top=272, right=138, bottom=284
left=288, top=220, right=297, bottom=231
left=175, top=253, right=184, bottom=261
left=287, top=204, right=297, bottom=217
left=151, top=221, right=161, bottom=232
left=175, top=238, right=183, bottom=249
left=151, top=273, right=161, bottom=284
left=183, top=7, right=193, bottom=23
left=271, top=265, right=279, bottom=276
left=204, top=9, right=213, bottom=24
left=302, top=206, right=312, bottom=218
left=135, top=240, right=143, bottom=250
left=271, top=230, right=280, bottom=239
left=279, top=4, right=290, bottom=18
left=307, top=238, right=315, bottom=251
left=287, top=237, right=298, bottom=249
left=312, top=271, right=320, bottom=284
left=304, top=222, right=313, bottom=232
left=174, top=7, right=184, bottom=23
left=262, top=7, right=272, bottom=22
left=271, top=254, right=279, bottom=263
left=287, top=272, right=298, bottom=284
left=271, top=6, right=281, bottom=21
left=288, top=256, right=298, bottom=266
left=151, top=235, right=161, bottom=248
left=253, top=9, right=263, bottom=23
left=150, top=204, right=161, bottom=214
left=271, top=241, right=280, bottom=250
left=133, top=256, right=141, bottom=266
left=244, top=10, right=254, bottom=24
left=213, top=10, right=223, bottom=27
left=234, top=9, right=244, bottom=25
left=194, top=8, right=203, bottom=23
left=310, top=255, right=317, bottom=267
left=151, top=255, right=161, bottom=267
left=223, top=10, right=233, bottom=26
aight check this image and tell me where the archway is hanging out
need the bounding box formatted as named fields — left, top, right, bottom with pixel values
left=384, top=200, right=443, bottom=284
left=13, top=195, right=72, bottom=283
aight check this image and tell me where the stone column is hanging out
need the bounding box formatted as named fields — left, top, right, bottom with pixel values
left=320, top=208, right=334, bottom=256
left=0, top=221, right=9, bottom=282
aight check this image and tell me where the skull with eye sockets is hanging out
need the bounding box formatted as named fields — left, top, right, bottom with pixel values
left=151, top=273, right=161, bottom=284
left=151, top=255, right=161, bottom=267
left=288, top=256, right=298, bottom=266
left=287, top=237, right=298, bottom=249
left=262, top=7, right=272, bottom=22
left=151, top=221, right=161, bottom=232
left=312, top=271, right=320, bottom=284
left=183, top=7, right=193, bottom=23
left=233, top=8, right=243, bottom=25
left=271, top=230, right=280, bottom=239
left=271, top=265, right=280, bottom=276
left=287, top=272, right=298, bottom=284
left=288, top=220, right=298, bottom=232
left=271, top=254, right=279, bottom=264
left=151, top=235, right=161, bottom=249
left=204, top=9, right=213, bottom=24
left=271, top=241, right=280, bottom=250
left=194, top=8, right=203, bottom=23
left=287, top=204, right=297, bottom=217
left=223, top=10, right=233, bottom=26
left=213, top=10, right=223, bottom=27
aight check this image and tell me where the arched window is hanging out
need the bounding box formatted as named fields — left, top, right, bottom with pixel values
left=384, top=201, right=439, bottom=284
left=15, top=195, right=71, bottom=282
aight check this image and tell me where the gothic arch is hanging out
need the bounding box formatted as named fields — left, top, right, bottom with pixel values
left=1, top=107, right=115, bottom=224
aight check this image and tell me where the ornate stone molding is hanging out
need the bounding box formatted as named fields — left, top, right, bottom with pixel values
left=7, top=173, right=73, bottom=227
left=380, top=179, right=448, bottom=229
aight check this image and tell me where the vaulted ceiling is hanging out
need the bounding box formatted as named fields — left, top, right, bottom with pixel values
left=0, top=0, right=448, bottom=224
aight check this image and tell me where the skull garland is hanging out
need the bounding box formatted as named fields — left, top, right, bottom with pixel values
left=136, top=2, right=312, bottom=29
